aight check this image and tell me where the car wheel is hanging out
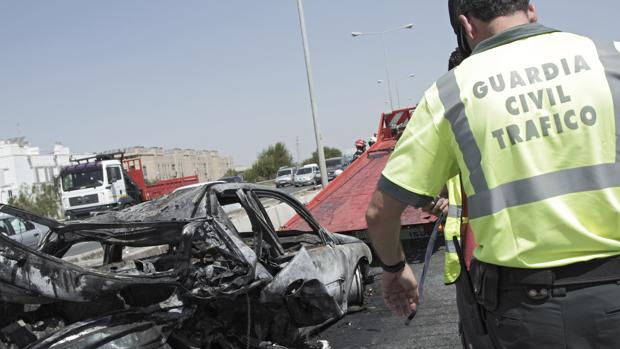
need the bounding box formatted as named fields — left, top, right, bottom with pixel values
left=347, top=264, right=366, bottom=307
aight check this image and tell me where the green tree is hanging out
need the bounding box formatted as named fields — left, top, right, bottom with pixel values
left=223, top=168, right=238, bottom=177
left=7, top=182, right=61, bottom=219
left=302, top=146, right=343, bottom=165
left=244, top=142, right=293, bottom=182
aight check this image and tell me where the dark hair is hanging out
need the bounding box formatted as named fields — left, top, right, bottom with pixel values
left=448, top=48, right=464, bottom=70
left=458, top=0, right=529, bottom=22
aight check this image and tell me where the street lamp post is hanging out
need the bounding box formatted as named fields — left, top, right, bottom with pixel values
left=394, top=73, right=416, bottom=108
left=352, top=23, right=413, bottom=111
left=296, top=0, right=328, bottom=187
left=376, top=80, right=388, bottom=111
left=378, top=73, right=414, bottom=109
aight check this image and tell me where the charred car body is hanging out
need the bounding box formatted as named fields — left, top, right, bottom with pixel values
left=0, top=183, right=371, bottom=348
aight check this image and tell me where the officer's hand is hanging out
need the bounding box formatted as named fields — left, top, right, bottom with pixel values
left=381, top=264, right=419, bottom=317
left=423, top=197, right=448, bottom=216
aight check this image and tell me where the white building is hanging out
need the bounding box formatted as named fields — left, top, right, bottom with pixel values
left=0, top=138, right=72, bottom=203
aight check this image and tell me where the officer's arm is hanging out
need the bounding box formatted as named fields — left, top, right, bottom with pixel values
left=368, top=92, right=457, bottom=264
left=366, top=190, right=408, bottom=265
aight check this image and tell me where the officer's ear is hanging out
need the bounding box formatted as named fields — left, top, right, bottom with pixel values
left=527, top=4, right=538, bottom=23
left=457, top=14, right=476, bottom=45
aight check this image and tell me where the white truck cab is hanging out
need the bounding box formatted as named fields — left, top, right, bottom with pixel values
left=60, top=157, right=138, bottom=219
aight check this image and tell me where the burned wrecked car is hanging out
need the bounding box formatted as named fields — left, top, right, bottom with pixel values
left=0, top=183, right=371, bottom=348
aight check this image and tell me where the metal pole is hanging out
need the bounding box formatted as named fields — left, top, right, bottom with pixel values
left=296, top=0, right=328, bottom=187
left=394, top=80, right=401, bottom=108
left=380, top=33, right=395, bottom=111
left=296, top=136, right=301, bottom=165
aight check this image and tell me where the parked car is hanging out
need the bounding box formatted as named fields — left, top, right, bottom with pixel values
left=326, top=157, right=347, bottom=181
left=294, top=164, right=320, bottom=187
left=275, top=167, right=296, bottom=188
left=0, top=213, right=48, bottom=248
left=0, top=183, right=371, bottom=349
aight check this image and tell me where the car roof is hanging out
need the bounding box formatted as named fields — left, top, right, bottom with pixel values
left=172, top=181, right=224, bottom=193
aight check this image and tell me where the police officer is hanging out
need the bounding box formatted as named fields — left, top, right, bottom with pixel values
left=366, top=1, right=620, bottom=347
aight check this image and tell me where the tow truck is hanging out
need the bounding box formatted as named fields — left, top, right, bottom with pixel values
left=59, top=152, right=198, bottom=219
left=285, top=107, right=438, bottom=248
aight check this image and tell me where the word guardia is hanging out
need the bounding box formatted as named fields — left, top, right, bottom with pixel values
left=471, top=55, right=597, bottom=150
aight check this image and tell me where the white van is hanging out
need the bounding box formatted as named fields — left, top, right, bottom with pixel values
left=275, top=167, right=296, bottom=188
left=293, top=164, right=320, bottom=187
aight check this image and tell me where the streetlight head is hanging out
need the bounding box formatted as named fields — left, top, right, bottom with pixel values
left=377, top=80, right=384, bottom=84
left=351, top=32, right=362, bottom=37
left=403, top=23, right=414, bottom=29
left=408, top=73, right=416, bottom=78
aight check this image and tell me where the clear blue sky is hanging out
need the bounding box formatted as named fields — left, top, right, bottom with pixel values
left=1, top=1, right=618, bottom=166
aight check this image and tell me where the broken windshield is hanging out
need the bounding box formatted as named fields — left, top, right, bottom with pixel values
left=61, top=166, right=104, bottom=192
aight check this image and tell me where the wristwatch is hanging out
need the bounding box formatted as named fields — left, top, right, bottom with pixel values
left=381, top=258, right=407, bottom=273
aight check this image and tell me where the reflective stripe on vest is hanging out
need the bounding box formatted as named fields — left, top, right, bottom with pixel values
left=448, top=204, right=462, bottom=218
left=443, top=176, right=463, bottom=284
left=445, top=238, right=457, bottom=254
left=437, top=71, right=489, bottom=194
left=469, top=163, right=620, bottom=218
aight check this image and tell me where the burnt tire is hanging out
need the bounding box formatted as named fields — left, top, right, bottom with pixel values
left=347, top=264, right=365, bottom=307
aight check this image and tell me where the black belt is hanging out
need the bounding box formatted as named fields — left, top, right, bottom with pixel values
left=497, top=255, right=620, bottom=288
left=471, top=255, right=620, bottom=311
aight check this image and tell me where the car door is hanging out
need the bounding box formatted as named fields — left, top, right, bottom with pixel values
left=107, top=166, right=125, bottom=202
left=251, top=189, right=347, bottom=304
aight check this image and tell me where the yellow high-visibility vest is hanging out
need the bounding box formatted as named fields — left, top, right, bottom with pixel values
left=379, top=23, right=620, bottom=268
left=443, top=175, right=463, bottom=284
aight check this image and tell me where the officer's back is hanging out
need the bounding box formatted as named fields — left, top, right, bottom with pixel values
left=366, top=1, right=620, bottom=348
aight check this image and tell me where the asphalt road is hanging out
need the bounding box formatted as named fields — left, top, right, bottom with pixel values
left=317, top=242, right=462, bottom=349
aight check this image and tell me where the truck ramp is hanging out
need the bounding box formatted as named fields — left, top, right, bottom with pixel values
left=286, top=108, right=437, bottom=240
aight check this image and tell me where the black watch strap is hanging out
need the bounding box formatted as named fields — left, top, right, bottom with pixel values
left=381, top=259, right=406, bottom=273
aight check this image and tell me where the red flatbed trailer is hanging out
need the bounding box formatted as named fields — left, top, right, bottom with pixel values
left=285, top=107, right=437, bottom=241
left=123, top=157, right=199, bottom=201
